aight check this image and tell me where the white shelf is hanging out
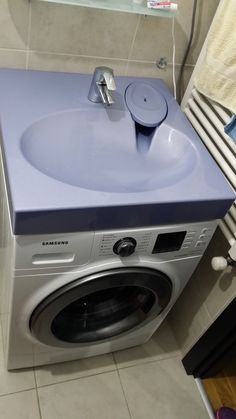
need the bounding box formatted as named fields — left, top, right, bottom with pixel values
left=33, top=0, right=177, bottom=18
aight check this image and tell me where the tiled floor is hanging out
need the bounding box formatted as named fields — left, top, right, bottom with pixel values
left=0, top=321, right=209, bottom=419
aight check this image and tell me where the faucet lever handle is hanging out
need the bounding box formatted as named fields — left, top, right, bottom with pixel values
left=88, top=66, right=116, bottom=105
left=103, top=71, right=116, bottom=91
left=96, top=83, right=114, bottom=105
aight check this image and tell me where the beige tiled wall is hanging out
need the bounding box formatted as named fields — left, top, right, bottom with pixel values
left=0, top=0, right=219, bottom=92
left=169, top=228, right=236, bottom=356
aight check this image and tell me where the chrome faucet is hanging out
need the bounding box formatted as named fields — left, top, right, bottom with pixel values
left=88, top=67, right=116, bottom=106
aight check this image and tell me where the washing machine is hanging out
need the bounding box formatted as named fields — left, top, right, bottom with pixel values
left=0, top=193, right=217, bottom=369
left=0, top=70, right=234, bottom=370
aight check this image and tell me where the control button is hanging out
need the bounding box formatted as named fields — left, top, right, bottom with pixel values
left=187, top=231, right=196, bottom=235
left=184, top=240, right=193, bottom=244
left=199, top=234, right=206, bottom=240
left=201, top=228, right=209, bottom=234
left=195, top=241, right=204, bottom=247
left=113, top=237, right=137, bottom=257
left=182, top=245, right=190, bottom=248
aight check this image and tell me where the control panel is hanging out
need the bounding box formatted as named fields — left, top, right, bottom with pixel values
left=15, top=221, right=218, bottom=270
left=92, top=221, right=217, bottom=259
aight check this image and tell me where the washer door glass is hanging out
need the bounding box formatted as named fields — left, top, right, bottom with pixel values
left=30, top=268, right=172, bottom=346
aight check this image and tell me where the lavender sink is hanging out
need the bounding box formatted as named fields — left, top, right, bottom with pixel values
left=20, top=108, right=197, bottom=193
left=0, top=69, right=234, bottom=234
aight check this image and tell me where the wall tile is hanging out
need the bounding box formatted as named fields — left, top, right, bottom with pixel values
left=170, top=227, right=236, bottom=356
left=0, top=49, right=26, bottom=69
left=169, top=274, right=212, bottom=356
left=126, top=61, right=175, bottom=91
left=126, top=61, right=194, bottom=95
left=28, top=51, right=98, bottom=73
left=129, top=15, right=186, bottom=64
left=189, top=228, right=236, bottom=321
left=28, top=51, right=127, bottom=75
left=93, top=58, right=128, bottom=76
left=178, top=64, right=194, bottom=97
left=0, top=0, right=29, bottom=49
left=30, top=2, right=139, bottom=59
left=130, top=0, right=219, bottom=65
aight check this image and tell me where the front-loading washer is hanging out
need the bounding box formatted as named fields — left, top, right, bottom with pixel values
left=0, top=195, right=218, bottom=369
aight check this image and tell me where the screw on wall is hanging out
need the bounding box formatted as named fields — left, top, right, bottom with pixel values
left=156, top=57, right=168, bottom=70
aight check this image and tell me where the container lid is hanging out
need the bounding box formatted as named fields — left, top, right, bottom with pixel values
left=125, top=82, right=167, bottom=127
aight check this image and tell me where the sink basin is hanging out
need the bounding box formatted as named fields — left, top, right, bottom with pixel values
left=0, top=69, right=234, bottom=235
left=21, top=109, right=197, bottom=193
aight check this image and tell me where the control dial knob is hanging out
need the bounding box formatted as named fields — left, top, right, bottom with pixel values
left=113, top=237, right=137, bottom=257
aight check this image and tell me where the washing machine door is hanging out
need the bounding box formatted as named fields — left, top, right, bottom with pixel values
left=30, top=267, right=172, bottom=347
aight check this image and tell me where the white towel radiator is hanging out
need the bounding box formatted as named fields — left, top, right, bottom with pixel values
left=182, top=85, right=236, bottom=269
left=180, top=0, right=236, bottom=263
left=183, top=88, right=236, bottom=245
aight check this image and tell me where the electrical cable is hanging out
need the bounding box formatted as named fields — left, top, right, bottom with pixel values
left=177, top=0, right=198, bottom=103
left=172, top=16, right=177, bottom=99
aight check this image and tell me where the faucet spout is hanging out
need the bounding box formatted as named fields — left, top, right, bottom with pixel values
left=88, top=67, right=116, bottom=106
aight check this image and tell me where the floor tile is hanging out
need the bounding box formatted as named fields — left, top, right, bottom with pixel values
left=38, top=371, right=130, bottom=419
left=114, top=321, right=180, bottom=369
left=0, top=390, right=40, bottom=419
left=0, top=324, right=35, bottom=396
left=119, top=357, right=209, bottom=419
left=35, top=353, right=116, bottom=387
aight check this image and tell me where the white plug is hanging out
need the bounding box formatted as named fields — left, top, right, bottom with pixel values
left=211, top=241, right=236, bottom=271
left=211, top=257, right=228, bottom=271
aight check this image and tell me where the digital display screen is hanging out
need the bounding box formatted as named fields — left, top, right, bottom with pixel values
left=152, top=231, right=187, bottom=254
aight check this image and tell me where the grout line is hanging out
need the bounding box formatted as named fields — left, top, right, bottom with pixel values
left=33, top=367, right=37, bottom=388
left=27, top=50, right=129, bottom=61
left=33, top=354, right=180, bottom=390
left=26, top=1, right=32, bottom=69
left=25, top=49, right=192, bottom=66
left=115, top=353, right=181, bottom=372
left=117, top=368, right=133, bottom=419
left=34, top=369, right=43, bottom=419
left=128, top=15, right=141, bottom=59
left=210, top=294, right=236, bottom=324
left=112, top=352, right=119, bottom=370
left=112, top=350, right=133, bottom=418
left=35, top=388, right=43, bottom=419
left=203, top=301, right=214, bottom=323
left=0, top=355, right=181, bottom=398
left=0, top=45, right=195, bottom=68
left=31, top=353, right=181, bottom=391
left=0, top=47, right=27, bottom=53
left=34, top=366, right=118, bottom=389
left=125, top=14, right=141, bottom=75
left=0, top=386, right=36, bottom=399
